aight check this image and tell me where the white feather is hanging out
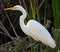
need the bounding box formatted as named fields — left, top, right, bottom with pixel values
left=26, top=20, right=56, bottom=48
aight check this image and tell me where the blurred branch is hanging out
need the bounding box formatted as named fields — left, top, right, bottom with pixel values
left=0, top=31, right=17, bottom=40
left=19, top=0, right=21, bottom=5
left=35, top=0, right=45, bottom=15
left=0, top=31, right=6, bottom=35
left=0, top=0, right=19, bottom=38
left=0, top=21, right=14, bottom=41
left=22, top=0, right=30, bottom=19
left=8, top=17, right=18, bottom=31
left=0, top=41, right=15, bottom=47
left=38, top=0, right=45, bottom=9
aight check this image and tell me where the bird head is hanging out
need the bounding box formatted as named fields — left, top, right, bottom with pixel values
left=4, top=5, right=23, bottom=11
left=4, top=5, right=27, bottom=17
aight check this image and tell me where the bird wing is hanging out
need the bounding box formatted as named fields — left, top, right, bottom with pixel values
left=26, top=20, right=55, bottom=46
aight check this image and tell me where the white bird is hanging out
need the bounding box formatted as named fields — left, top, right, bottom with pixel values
left=4, top=5, right=56, bottom=48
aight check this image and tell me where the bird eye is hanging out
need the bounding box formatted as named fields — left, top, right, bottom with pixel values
left=15, top=7, right=17, bottom=8
left=14, top=6, right=17, bottom=8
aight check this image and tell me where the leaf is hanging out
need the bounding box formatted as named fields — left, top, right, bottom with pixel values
left=52, top=0, right=60, bottom=29
left=52, top=29, right=60, bottom=51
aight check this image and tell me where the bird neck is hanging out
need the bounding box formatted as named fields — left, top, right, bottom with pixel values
left=19, top=7, right=27, bottom=31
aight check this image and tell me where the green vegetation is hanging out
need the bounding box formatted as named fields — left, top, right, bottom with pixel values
left=52, top=0, right=60, bottom=52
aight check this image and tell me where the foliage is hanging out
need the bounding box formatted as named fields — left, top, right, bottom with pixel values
left=52, top=29, right=60, bottom=51
left=52, top=0, right=60, bottom=29
left=52, top=0, right=60, bottom=52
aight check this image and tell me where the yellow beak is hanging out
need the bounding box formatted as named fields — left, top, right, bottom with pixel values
left=4, top=7, right=14, bottom=10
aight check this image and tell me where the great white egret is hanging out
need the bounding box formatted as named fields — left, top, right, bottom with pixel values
left=4, top=5, right=56, bottom=48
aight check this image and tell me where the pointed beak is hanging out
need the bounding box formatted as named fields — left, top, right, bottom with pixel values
left=4, top=7, right=14, bottom=10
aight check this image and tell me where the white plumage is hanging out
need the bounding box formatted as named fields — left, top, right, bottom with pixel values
left=26, top=20, right=56, bottom=48
left=4, top=5, right=56, bottom=48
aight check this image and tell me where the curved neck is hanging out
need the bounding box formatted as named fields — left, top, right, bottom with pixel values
left=19, top=6, right=27, bottom=31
